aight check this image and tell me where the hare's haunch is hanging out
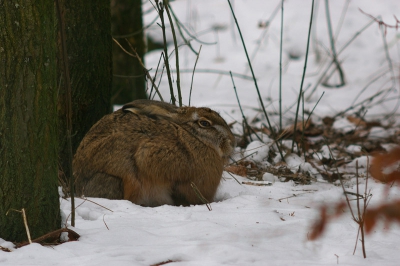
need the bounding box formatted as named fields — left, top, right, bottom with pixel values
left=73, top=100, right=236, bottom=207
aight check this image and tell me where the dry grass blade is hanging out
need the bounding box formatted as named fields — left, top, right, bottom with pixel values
left=189, top=45, right=202, bottom=106
left=190, top=182, right=212, bottom=211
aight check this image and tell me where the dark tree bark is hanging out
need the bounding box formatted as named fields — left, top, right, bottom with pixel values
left=111, top=0, right=147, bottom=105
left=0, top=1, right=60, bottom=242
left=57, top=0, right=112, bottom=188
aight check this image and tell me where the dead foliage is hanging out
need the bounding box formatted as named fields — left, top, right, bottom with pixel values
left=309, top=147, right=400, bottom=255
left=364, top=147, right=400, bottom=233
left=308, top=201, right=347, bottom=240
left=225, top=160, right=315, bottom=185
left=232, top=113, right=400, bottom=257
left=0, top=246, right=12, bottom=252
left=15, top=228, right=80, bottom=248
left=364, top=200, right=400, bottom=233
left=225, top=161, right=256, bottom=177
left=264, top=165, right=315, bottom=184
left=232, top=114, right=399, bottom=186
left=369, top=147, right=400, bottom=184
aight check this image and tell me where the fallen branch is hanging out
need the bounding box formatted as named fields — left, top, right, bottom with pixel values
left=16, top=228, right=80, bottom=248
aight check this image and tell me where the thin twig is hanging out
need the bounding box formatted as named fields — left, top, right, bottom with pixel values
left=378, top=19, right=399, bottom=116
left=171, top=68, right=253, bottom=80
left=21, top=209, right=32, bottom=244
left=6, top=208, right=32, bottom=244
left=150, top=52, right=166, bottom=100
left=189, top=45, right=202, bottom=106
left=230, top=71, right=261, bottom=143
left=81, top=197, right=114, bottom=213
left=324, top=139, right=356, bottom=219
left=334, top=0, right=350, bottom=38
left=279, top=0, right=284, bottom=131
left=190, top=182, right=212, bottom=211
left=156, top=0, right=176, bottom=104
left=355, top=161, right=365, bottom=257
left=103, top=215, right=109, bottom=230
left=112, top=38, right=164, bottom=101
left=359, top=9, right=400, bottom=33
left=164, top=0, right=182, bottom=106
left=246, top=1, right=281, bottom=71
left=322, top=0, right=345, bottom=88
left=305, top=92, right=325, bottom=128
left=112, top=15, right=159, bottom=38
left=311, top=0, right=321, bottom=63
left=227, top=0, right=285, bottom=161
left=16, top=228, right=80, bottom=248
left=350, top=69, right=389, bottom=107
left=125, top=39, right=165, bottom=101
left=334, top=90, right=387, bottom=118
left=168, top=4, right=216, bottom=46
left=225, top=171, right=243, bottom=185
left=306, top=19, right=375, bottom=100
left=353, top=226, right=360, bottom=255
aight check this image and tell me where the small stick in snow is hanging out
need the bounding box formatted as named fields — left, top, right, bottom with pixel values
left=6, top=208, right=32, bottom=244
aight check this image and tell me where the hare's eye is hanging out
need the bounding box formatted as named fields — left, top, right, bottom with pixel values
left=198, top=120, right=211, bottom=127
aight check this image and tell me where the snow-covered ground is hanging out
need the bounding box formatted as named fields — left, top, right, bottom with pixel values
left=1, top=0, right=400, bottom=265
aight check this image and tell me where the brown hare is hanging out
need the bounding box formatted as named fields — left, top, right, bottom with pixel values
left=73, top=100, right=236, bottom=207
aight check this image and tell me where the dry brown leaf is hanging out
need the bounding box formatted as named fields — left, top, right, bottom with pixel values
left=241, top=181, right=272, bottom=186
left=347, top=115, right=367, bottom=128
left=370, top=147, right=400, bottom=183
left=309, top=201, right=346, bottom=240
left=225, top=165, right=247, bottom=177
left=284, top=119, right=313, bottom=135
left=365, top=200, right=400, bottom=233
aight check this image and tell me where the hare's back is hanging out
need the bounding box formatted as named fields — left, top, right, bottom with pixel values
left=74, top=109, right=220, bottom=172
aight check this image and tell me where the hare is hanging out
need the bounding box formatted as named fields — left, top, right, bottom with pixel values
left=73, top=100, right=236, bottom=207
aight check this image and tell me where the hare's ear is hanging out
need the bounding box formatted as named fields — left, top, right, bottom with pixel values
left=122, top=100, right=179, bottom=120
left=122, top=100, right=150, bottom=113
left=122, top=107, right=138, bottom=114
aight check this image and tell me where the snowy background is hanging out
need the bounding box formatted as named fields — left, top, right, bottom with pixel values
left=1, top=0, right=400, bottom=265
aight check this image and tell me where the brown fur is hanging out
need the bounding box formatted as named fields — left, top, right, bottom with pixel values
left=73, top=100, right=236, bottom=207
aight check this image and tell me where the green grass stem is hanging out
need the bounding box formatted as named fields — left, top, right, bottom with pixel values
left=291, top=0, right=315, bottom=153
left=226, top=0, right=274, bottom=135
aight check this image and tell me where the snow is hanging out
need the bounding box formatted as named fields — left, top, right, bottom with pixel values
left=368, top=127, right=390, bottom=139
left=332, top=118, right=356, bottom=133
left=2, top=179, right=400, bottom=265
left=1, top=0, right=400, bottom=265
left=244, top=140, right=270, bottom=162
left=346, top=144, right=362, bottom=154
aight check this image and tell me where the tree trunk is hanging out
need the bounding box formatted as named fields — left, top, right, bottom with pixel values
left=57, top=0, right=112, bottom=189
left=111, top=0, right=147, bottom=105
left=0, top=1, right=60, bottom=242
